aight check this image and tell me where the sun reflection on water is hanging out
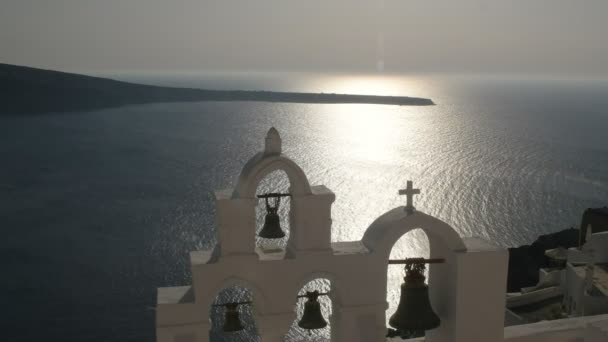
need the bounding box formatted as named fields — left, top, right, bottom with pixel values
left=324, top=104, right=404, bottom=164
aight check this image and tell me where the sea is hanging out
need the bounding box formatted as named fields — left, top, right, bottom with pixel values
left=1, top=72, right=607, bottom=342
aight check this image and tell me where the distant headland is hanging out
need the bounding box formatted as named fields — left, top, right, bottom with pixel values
left=0, top=63, right=434, bottom=115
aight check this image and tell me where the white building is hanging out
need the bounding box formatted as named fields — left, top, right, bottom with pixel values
left=155, top=128, right=608, bottom=342
left=562, top=229, right=608, bottom=317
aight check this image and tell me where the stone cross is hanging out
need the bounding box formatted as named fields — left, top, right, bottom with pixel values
left=399, top=180, right=420, bottom=214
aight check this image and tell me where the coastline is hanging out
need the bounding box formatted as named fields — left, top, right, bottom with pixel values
left=1, top=63, right=434, bottom=115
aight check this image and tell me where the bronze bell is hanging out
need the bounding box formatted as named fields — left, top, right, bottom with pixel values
left=222, top=303, right=245, bottom=332
left=389, top=263, right=440, bottom=332
left=298, top=291, right=328, bottom=330
left=258, top=197, right=286, bottom=239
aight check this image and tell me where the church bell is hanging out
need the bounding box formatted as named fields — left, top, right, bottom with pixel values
left=258, top=196, right=286, bottom=239
left=298, top=291, right=328, bottom=330
left=389, top=262, right=440, bottom=332
left=222, top=303, right=245, bottom=332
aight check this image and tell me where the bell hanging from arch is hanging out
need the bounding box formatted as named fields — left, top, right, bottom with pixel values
left=389, top=263, right=440, bottom=332
left=258, top=197, right=286, bottom=239
left=222, top=303, right=245, bottom=332
left=298, top=291, right=328, bottom=330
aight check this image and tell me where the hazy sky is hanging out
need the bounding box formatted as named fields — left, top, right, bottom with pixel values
left=1, top=0, right=607, bottom=75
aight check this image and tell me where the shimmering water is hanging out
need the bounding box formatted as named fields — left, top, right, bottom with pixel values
left=1, top=73, right=607, bottom=342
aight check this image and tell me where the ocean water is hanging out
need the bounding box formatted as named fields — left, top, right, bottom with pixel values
left=1, top=73, right=607, bottom=342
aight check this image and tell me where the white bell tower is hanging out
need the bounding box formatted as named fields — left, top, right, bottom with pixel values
left=155, top=128, right=509, bottom=342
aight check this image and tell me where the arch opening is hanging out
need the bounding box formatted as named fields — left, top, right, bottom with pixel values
left=233, top=154, right=312, bottom=199
left=255, top=170, right=292, bottom=253
left=287, top=277, right=333, bottom=342
left=209, top=285, right=260, bottom=342
left=386, top=228, right=430, bottom=339
left=362, top=210, right=466, bottom=339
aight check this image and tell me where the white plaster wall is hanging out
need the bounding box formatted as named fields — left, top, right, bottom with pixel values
left=564, top=264, right=585, bottom=315
left=393, top=315, right=608, bottom=342
left=504, top=314, right=608, bottom=342
left=287, top=185, right=335, bottom=255
left=538, top=268, right=564, bottom=288
left=567, top=248, right=588, bottom=264
left=581, top=296, right=608, bottom=316
left=588, top=232, right=608, bottom=263
left=215, top=190, right=257, bottom=258
left=444, top=238, right=508, bottom=342
left=505, top=309, right=526, bottom=327
left=569, top=232, right=608, bottom=264
left=506, top=287, right=563, bottom=309
left=183, top=243, right=390, bottom=342
left=584, top=319, right=608, bottom=342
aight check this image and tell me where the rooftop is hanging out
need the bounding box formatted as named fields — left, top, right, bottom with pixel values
left=586, top=207, right=608, bottom=216
left=571, top=263, right=608, bottom=297
left=157, top=286, right=194, bottom=305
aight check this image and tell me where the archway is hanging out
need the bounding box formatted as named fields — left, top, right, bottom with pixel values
left=232, top=153, right=312, bottom=199
left=361, top=209, right=467, bottom=339
left=362, top=209, right=465, bottom=260
left=287, top=277, right=334, bottom=342
left=209, top=285, right=260, bottom=342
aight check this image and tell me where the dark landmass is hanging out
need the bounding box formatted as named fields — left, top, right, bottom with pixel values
left=507, top=227, right=579, bottom=292
left=508, top=207, right=608, bottom=292
left=0, top=63, right=434, bottom=114
left=579, top=207, right=608, bottom=243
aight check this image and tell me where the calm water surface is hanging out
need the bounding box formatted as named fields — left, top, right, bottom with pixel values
left=1, top=73, right=607, bottom=341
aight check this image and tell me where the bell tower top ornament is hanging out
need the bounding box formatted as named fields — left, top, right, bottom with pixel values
left=264, top=127, right=282, bottom=155
left=398, top=180, right=421, bottom=215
